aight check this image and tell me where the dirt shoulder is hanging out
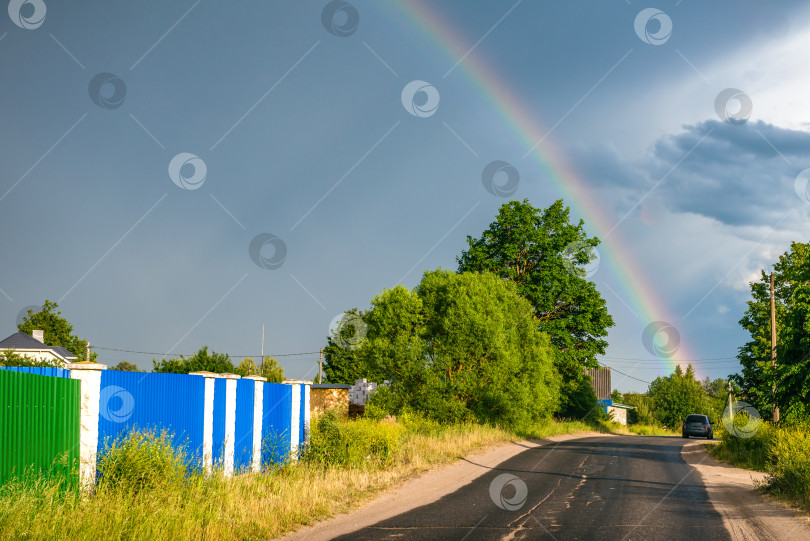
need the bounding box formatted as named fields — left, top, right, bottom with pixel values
left=682, top=440, right=810, bottom=540
left=278, top=431, right=607, bottom=540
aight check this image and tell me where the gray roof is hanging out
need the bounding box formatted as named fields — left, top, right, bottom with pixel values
left=52, top=346, right=78, bottom=360
left=311, top=384, right=352, bottom=389
left=0, top=332, right=78, bottom=360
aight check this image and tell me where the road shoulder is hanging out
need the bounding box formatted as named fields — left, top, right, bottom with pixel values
left=682, top=440, right=810, bottom=540
left=278, top=431, right=609, bottom=540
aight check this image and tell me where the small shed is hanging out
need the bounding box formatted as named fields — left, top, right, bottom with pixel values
left=597, top=399, right=634, bottom=425
left=310, top=384, right=351, bottom=416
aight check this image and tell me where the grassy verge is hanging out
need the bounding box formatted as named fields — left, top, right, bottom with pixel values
left=709, top=421, right=810, bottom=511
left=0, top=415, right=668, bottom=540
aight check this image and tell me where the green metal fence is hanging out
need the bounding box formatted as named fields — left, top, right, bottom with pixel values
left=0, top=370, right=80, bottom=484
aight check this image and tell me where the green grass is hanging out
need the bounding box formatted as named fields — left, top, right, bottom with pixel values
left=709, top=421, right=810, bottom=511
left=0, top=414, right=670, bottom=540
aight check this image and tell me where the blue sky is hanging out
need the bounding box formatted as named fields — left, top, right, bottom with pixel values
left=2, top=1, right=810, bottom=391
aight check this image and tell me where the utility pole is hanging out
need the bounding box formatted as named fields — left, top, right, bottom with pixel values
left=261, top=324, right=264, bottom=359
left=770, top=273, right=780, bottom=423
left=86, top=342, right=90, bottom=363
left=727, top=380, right=734, bottom=423
left=318, top=349, right=323, bottom=384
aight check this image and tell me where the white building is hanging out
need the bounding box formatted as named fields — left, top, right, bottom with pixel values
left=0, top=330, right=78, bottom=365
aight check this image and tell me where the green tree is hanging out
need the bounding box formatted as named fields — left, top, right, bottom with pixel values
left=457, top=200, right=614, bottom=417
left=362, top=270, right=559, bottom=427
left=734, top=242, right=810, bottom=423
left=18, top=300, right=96, bottom=362
left=611, top=389, right=623, bottom=403
left=236, top=357, right=258, bottom=377
left=322, top=309, right=367, bottom=384
left=257, top=356, right=285, bottom=383
left=111, top=361, right=141, bottom=372
left=0, top=350, right=61, bottom=368
left=152, top=346, right=236, bottom=374
left=621, top=393, right=656, bottom=425
left=648, top=365, right=711, bottom=428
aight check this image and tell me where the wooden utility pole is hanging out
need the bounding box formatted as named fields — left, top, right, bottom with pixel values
left=770, top=273, right=780, bottom=423
left=86, top=342, right=90, bottom=363
left=261, top=324, right=265, bottom=359
left=318, top=349, right=323, bottom=384
left=727, top=380, right=734, bottom=423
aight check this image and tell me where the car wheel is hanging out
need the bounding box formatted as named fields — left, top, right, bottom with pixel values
left=682, top=434, right=688, bottom=439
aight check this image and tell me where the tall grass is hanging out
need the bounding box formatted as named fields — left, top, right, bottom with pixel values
left=0, top=413, right=663, bottom=540
left=711, top=421, right=810, bottom=510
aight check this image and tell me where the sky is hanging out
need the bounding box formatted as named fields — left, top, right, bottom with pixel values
left=1, top=0, right=809, bottom=392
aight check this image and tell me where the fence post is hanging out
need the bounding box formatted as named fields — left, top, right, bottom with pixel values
left=66, top=362, right=107, bottom=490
left=285, top=382, right=301, bottom=458
left=243, top=375, right=266, bottom=472
left=189, top=371, right=217, bottom=473
left=302, top=382, right=311, bottom=444
left=218, top=373, right=240, bottom=477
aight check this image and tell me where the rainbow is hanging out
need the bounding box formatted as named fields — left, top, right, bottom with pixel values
left=382, top=0, right=699, bottom=377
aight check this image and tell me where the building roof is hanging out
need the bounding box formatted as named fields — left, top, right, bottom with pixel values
left=52, top=346, right=78, bottom=360
left=311, top=384, right=352, bottom=389
left=0, top=331, right=78, bottom=360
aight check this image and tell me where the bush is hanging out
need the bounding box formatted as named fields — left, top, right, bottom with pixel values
left=765, top=424, right=810, bottom=507
left=304, top=410, right=405, bottom=468
left=96, top=429, right=190, bottom=492
left=712, top=421, right=775, bottom=471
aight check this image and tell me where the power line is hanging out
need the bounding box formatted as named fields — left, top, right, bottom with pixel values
left=90, top=345, right=320, bottom=358
left=600, top=355, right=737, bottom=362
left=598, top=362, right=651, bottom=385
left=602, top=358, right=740, bottom=365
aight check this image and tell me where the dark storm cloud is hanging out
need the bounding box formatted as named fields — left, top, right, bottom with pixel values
left=576, top=120, right=810, bottom=228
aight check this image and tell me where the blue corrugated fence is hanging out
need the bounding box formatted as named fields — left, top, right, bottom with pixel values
left=262, top=383, right=292, bottom=465
left=97, top=371, right=207, bottom=467
left=0, top=366, right=72, bottom=378
left=233, top=379, right=255, bottom=472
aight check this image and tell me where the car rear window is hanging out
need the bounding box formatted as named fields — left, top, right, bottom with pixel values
left=685, top=415, right=707, bottom=423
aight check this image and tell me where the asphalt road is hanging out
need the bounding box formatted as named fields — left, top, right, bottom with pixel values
left=332, top=435, right=729, bottom=541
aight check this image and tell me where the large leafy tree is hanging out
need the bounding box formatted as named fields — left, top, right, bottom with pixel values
left=457, top=200, right=614, bottom=416
left=18, top=300, right=97, bottom=362
left=330, top=270, right=560, bottom=426
left=648, top=365, right=712, bottom=428
left=734, top=241, right=810, bottom=422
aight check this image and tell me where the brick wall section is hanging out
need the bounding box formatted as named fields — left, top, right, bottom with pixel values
left=311, top=387, right=349, bottom=416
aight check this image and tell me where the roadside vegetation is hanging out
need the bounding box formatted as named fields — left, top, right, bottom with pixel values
left=710, top=421, right=810, bottom=511
left=0, top=411, right=657, bottom=541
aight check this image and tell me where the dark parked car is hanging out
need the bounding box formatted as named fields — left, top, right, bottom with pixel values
left=682, top=414, right=713, bottom=439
